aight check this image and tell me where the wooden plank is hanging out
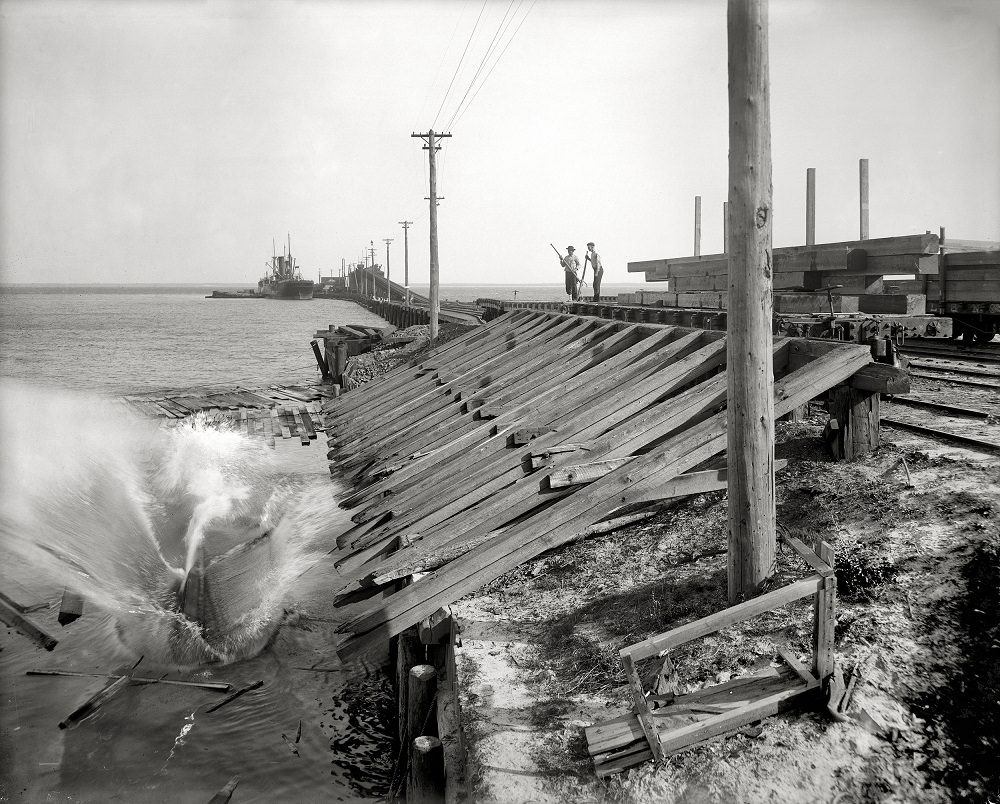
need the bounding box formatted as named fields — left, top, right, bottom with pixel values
left=631, top=234, right=940, bottom=277
left=621, top=576, right=821, bottom=662
left=847, top=363, right=911, bottom=395
left=858, top=294, right=926, bottom=315
left=0, top=598, right=58, bottom=650
left=298, top=407, right=318, bottom=438
left=656, top=682, right=818, bottom=756
left=779, top=532, right=835, bottom=578
left=621, top=653, right=662, bottom=762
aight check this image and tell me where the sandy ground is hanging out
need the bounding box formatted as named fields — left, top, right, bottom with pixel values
left=449, top=372, right=1000, bottom=804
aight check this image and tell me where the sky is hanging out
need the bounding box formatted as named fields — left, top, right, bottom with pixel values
left=1, top=0, right=998, bottom=287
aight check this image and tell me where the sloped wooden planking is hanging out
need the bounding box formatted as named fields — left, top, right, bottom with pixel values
left=318, top=311, right=873, bottom=660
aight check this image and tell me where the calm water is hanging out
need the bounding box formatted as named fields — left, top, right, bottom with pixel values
left=0, top=286, right=389, bottom=394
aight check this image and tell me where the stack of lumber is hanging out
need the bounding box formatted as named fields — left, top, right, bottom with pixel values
left=930, top=249, right=1000, bottom=308
left=628, top=233, right=940, bottom=313
left=319, top=310, right=875, bottom=661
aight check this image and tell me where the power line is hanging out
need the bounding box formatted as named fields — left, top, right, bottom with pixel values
left=450, top=0, right=537, bottom=131
left=431, top=0, right=489, bottom=131
left=444, top=0, right=522, bottom=131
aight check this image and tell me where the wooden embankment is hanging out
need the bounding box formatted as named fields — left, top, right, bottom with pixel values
left=320, top=309, right=886, bottom=660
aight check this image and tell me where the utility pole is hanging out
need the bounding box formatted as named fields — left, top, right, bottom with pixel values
left=412, top=129, right=451, bottom=340
left=727, top=0, right=775, bottom=604
left=382, top=238, right=394, bottom=303
left=368, top=240, right=377, bottom=299
left=398, top=220, right=413, bottom=305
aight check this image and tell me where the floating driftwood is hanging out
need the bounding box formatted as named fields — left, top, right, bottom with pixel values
left=0, top=596, right=58, bottom=651
left=57, top=589, right=85, bottom=626
left=59, top=657, right=143, bottom=729
left=207, top=775, right=240, bottom=804
left=28, top=668, right=231, bottom=692
left=205, top=680, right=263, bottom=714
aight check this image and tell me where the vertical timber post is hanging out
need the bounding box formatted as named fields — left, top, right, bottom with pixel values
left=400, top=220, right=413, bottom=306
left=723, top=201, right=729, bottom=254
left=412, top=130, right=451, bottom=341
left=727, top=0, right=775, bottom=603
left=806, top=167, right=816, bottom=246
left=694, top=195, right=702, bottom=256
left=859, top=158, right=869, bottom=241
left=383, top=238, right=394, bottom=303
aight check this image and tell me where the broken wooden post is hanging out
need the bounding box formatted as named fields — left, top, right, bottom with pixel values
left=407, top=735, right=445, bottom=804
left=58, top=589, right=84, bottom=626
left=726, top=0, right=776, bottom=603
left=812, top=541, right=836, bottom=684
left=824, top=385, right=879, bottom=460
left=310, top=340, right=331, bottom=380
left=407, top=664, right=438, bottom=741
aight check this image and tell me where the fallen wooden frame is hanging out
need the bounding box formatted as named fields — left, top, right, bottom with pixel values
left=586, top=534, right=836, bottom=776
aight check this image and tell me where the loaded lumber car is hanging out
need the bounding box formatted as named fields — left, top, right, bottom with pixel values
left=625, top=233, right=1000, bottom=343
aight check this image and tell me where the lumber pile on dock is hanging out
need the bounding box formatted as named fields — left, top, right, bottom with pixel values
left=320, top=309, right=879, bottom=661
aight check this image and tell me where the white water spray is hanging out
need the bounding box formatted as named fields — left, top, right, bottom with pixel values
left=0, top=379, right=345, bottom=667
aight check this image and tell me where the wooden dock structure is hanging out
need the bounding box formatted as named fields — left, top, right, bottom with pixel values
left=319, top=309, right=891, bottom=661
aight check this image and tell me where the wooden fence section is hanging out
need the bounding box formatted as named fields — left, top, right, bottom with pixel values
left=319, top=310, right=875, bottom=661
left=588, top=535, right=836, bottom=775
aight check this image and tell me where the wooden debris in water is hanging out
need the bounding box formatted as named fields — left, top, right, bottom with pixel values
left=57, top=589, right=85, bottom=626
left=205, top=680, right=263, bottom=713
left=27, top=668, right=231, bottom=692
left=59, top=656, right=142, bottom=729
left=207, top=775, right=240, bottom=804
left=0, top=595, right=58, bottom=651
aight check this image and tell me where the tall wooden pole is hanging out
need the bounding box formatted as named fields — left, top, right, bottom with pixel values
left=399, top=220, right=413, bottom=306
left=428, top=132, right=440, bottom=338
left=413, top=130, right=451, bottom=340
left=727, top=0, right=775, bottom=603
left=694, top=195, right=702, bottom=256
left=859, top=158, right=870, bottom=240
left=806, top=167, right=816, bottom=245
left=383, top=238, right=394, bottom=303
left=723, top=201, right=729, bottom=253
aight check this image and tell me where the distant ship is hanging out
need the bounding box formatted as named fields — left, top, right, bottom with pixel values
left=258, top=236, right=314, bottom=300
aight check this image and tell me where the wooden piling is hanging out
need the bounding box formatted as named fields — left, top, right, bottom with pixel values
left=408, top=735, right=445, bottom=804
left=726, top=0, right=776, bottom=603
left=825, top=385, right=879, bottom=460
left=407, top=664, right=438, bottom=740
left=396, top=628, right=423, bottom=747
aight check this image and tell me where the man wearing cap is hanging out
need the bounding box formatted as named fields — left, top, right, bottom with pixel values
left=561, top=245, right=581, bottom=300
left=585, top=242, right=604, bottom=302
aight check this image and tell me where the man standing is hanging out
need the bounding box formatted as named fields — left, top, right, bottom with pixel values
left=585, top=242, right=604, bottom=301
left=561, top=245, right=581, bottom=300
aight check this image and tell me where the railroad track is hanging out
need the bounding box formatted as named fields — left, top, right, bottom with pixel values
left=898, top=337, right=1000, bottom=365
